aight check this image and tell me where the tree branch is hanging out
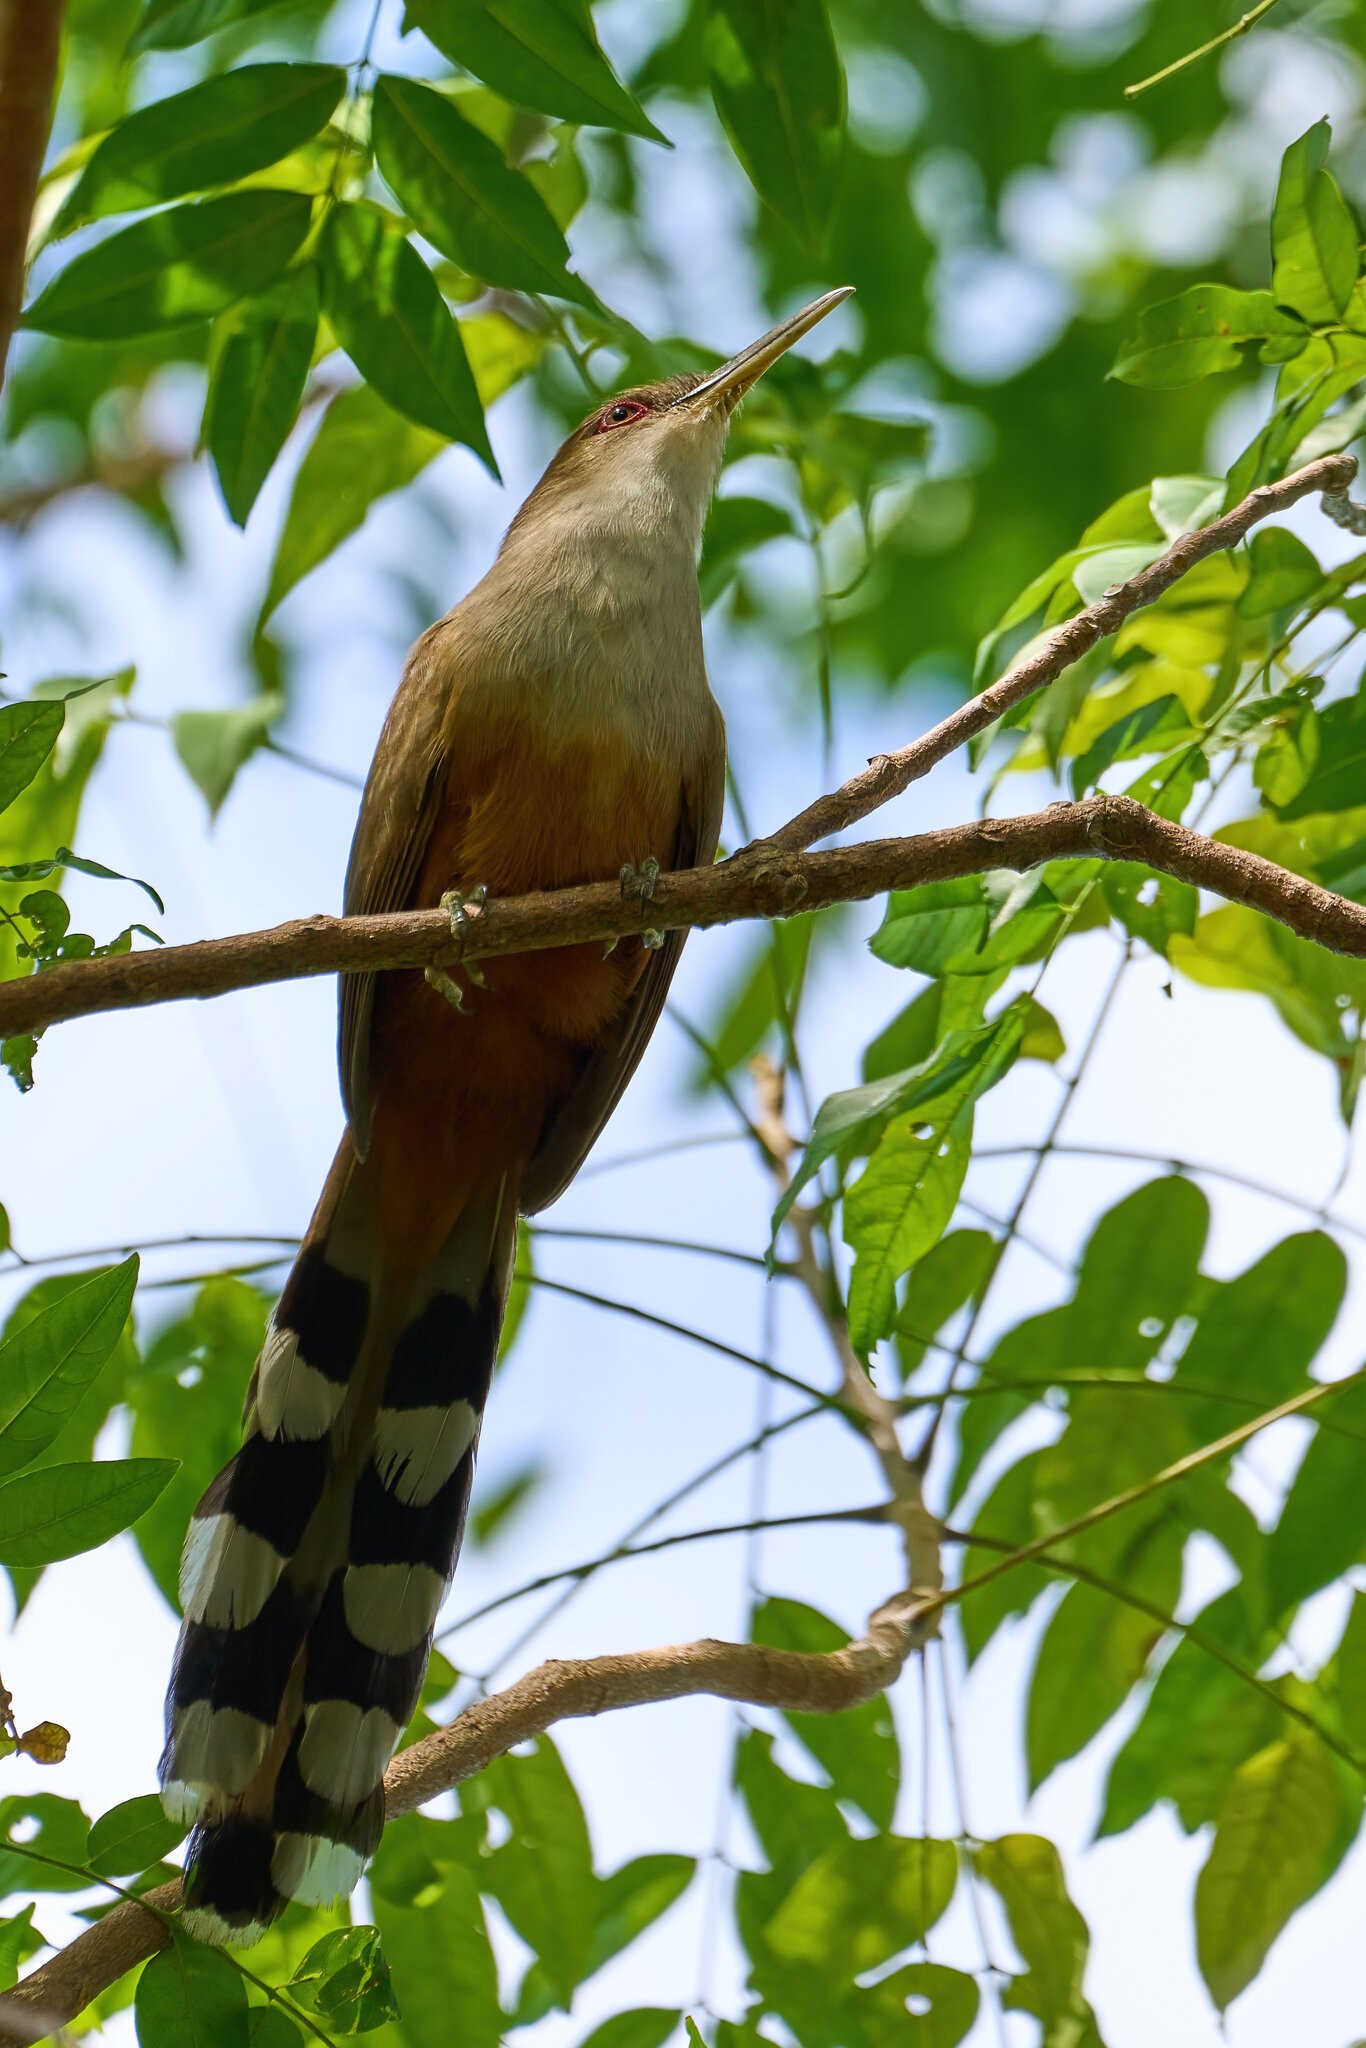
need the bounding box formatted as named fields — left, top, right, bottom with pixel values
left=0, top=0, right=64, bottom=392
left=759, top=451, right=1356, bottom=855
left=0, top=1593, right=927, bottom=2042
left=6, top=790, right=1366, bottom=1043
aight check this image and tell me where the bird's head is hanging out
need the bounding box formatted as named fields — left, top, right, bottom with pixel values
left=507, top=287, right=854, bottom=559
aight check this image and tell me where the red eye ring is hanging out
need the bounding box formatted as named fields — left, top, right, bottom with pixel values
left=595, top=399, right=650, bottom=433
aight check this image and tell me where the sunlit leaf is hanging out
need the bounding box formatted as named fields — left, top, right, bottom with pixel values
left=843, top=1116, right=971, bottom=1355
left=576, top=2014, right=680, bottom=2048
left=481, top=1736, right=596, bottom=2003
left=23, top=190, right=312, bottom=340
left=205, top=266, right=318, bottom=527
left=974, top=1835, right=1100, bottom=2048
left=56, top=64, right=345, bottom=230
left=752, top=1597, right=900, bottom=1826
left=87, top=1793, right=185, bottom=1878
left=762, top=1834, right=956, bottom=1973
left=0, top=1458, right=176, bottom=1566
left=262, top=384, right=447, bottom=619
left=0, top=704, right=64, bottom=817
left=288, top=1926, right=400, bottom=2033
left=0, top=1258, right=137, bottom=1478
left=135, top=1937, right=249, bottom=2048
left=320, top=205, right=495, bottom=468
left=1265, top=1375, right=1366, bottom=1616
left=370, top=1839, right=502, bottom=2048
left=372, top=76, right=592, bottom=305
left=171, top=695, right=282, bottom=816
left=128, top=0, right=291, bottom=53
left=1195, top=1733, right=1357, bottom=2009
left=403, top=0, right=665, bottom=142
left=704, top=0, right=845, bottom=250
left=1111, top=285, right=1308, bottom=388
left=1271, top=120, right=1358, bottom=326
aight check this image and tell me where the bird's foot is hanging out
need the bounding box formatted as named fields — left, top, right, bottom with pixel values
left=619, top=857, right=663, bottom=951
left=427, top=884, right=489, bottom=1009
left=619, top=856, right=660, bottom=905
left=440, top=884, right=488, bottom=986
left=424, top=966, right=470, bottom=1012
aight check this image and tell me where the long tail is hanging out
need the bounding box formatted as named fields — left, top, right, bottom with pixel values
left=159, top=1143, right=517, bottom=1944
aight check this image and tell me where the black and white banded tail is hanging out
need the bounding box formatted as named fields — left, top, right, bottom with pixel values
left=160, top=1152, right=516, bottom=1944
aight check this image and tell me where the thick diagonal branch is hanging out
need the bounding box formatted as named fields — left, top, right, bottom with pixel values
left=4, top=791, right=1366, bottom=1042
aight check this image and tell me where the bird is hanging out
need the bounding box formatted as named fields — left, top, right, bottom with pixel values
left=158, top=285, right=853, bottom=1944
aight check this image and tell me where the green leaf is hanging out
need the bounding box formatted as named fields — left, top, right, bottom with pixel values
left=1100, top=863, right=1196, bottom=957
left=872, top=872, right=1071, bottom=976
left=1237, top=527, right=1324, bottom=618
left=700, top=495, right=793, bottom=607
left=469, top=1459, right=546, bottom=1545
left=249, top=2012, right=304, bottom=2048
left=136, top=1939, right=249, bottom=2048
left=704, top=0, right=845, bottom=250
left=288, top=1927, right=400, bottom=2033
left=1099, top=1589, right=1280, bottom=1838
left=319, top=205, right=494, bottom=468
left=762, top=1834, right=956, bottom=1974
left=974, top=1835, right=1100, bottom=2048
left=370, top=1843, right=502, bottom=2048
left=403, top=0, right=665, bottom=143
left=1026, top=1517, right=1183, bottom=1790
left=751, top=1598, right=900, bottom=1825
left=1271, top=120, right=1359, bottom=326
left=56, top=64, right=345, bottom=230
left=1333, top=1590, right=1366, bottom=1755
left=1070, top=695, right=1192, bottom=797
left=776, top=1007, right=1024, bottom=1243
left=24, top=190, right=312, bottom=341
left=0, top=1257, right=137, bottom=1477
left=372, top=77, right=591, bottom=306
left=127, top=1277, right=269, bottom=1608
left=205, top=266, right=317, bottom=527
left=0, top=847, right=163, bottom=912
left=577, top=2014, right=680, bottom=2048
left=171, top=695, right=282, bottom=816
left=1111, top=285, right=1308, bottom=388
left=1271, top=697, right=1366, bottom=818
left=0, top=704, right=64, bottom=817
left=0, top=1458, right=176, bottom=1566
left=87, top=1794, right=186, bottom=1879
left=511, top=1853, right=696, bottom=2028
left=1265, top=1375, right=1366, bottom=1616
left=262, top=384, right=446, bottom=619
left=128, top=0, right=291, bottom=53
left=853, top=1962, right=979, bottom=2046
left=1171, top=1230, right=1344, bottom=1443
left=0, top=1906, right=37, bottom=1994
left=481, top=1735, right=596, bottom=2004
left=844, top=1119, right=971, bottom=1356
left=893, top=1227, right=995, bottom=1386
left=1195, top=1733, right=1356, bottom=2009
left=0, top=1795, right=91, bottom=1898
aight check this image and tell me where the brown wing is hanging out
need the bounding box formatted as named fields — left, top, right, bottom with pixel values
left=339, top=629, right=454, bottom=1156
left=520, top=708, right=727, bottom=1215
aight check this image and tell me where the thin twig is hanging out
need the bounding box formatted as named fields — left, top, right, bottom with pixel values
left=1124, top=0, right=1284, bottom=99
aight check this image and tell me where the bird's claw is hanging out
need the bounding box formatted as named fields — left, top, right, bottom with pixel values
left=440, top=884, right=488, bottom=988
left=425, top=966, right=471, bottom=1012
left=619, top=856, right=660, bottom=905
left=429, top=885, right=488, bottom=1009
left=619, top=858, right=663, bottom=952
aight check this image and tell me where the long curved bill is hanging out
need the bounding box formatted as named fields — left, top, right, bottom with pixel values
left=672, top=285, right=854, bottom=410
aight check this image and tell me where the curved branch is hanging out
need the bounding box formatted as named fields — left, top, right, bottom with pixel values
left=0, top=1593, right=926, bottom=2042
left=5, top=791, right=1366, bottom=1042
left=0, top=0, right=64, bottom=390
left=761, top=451, right=1356, bottom=854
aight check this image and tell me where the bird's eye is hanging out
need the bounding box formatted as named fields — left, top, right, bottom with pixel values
left=595, top=399, right=649, bottom=433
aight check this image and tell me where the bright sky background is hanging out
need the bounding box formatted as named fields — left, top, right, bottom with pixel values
left=2, top=2, right=1365, bottom=2043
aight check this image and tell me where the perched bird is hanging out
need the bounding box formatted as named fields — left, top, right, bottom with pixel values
left=159, top=286, right=853, bottom=1943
